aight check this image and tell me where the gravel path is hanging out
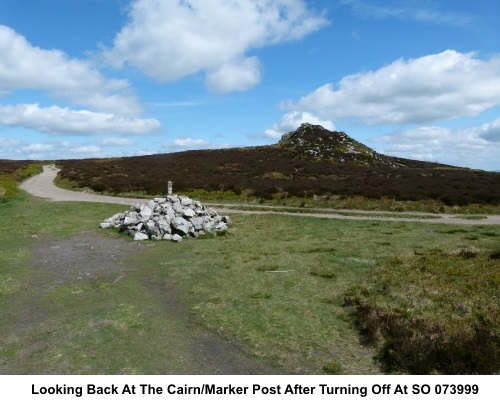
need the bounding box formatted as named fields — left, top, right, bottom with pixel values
left=21, top=165, right=500, bottom=226
left=20, top=165, right=150, bottom=206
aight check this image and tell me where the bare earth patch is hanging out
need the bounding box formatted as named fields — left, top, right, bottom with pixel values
left=1, top=231, right=283, bottom=374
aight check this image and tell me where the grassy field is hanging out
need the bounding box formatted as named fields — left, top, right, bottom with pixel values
left=0, top=191, right=498, bottom=374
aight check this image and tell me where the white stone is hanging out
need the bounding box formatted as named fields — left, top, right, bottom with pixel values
left=134, top=232, right=149, bottom=241
left=140, top=206, right=152, bottom=217
left=183, top=208, right=195, bottom=218
left=124, top=216, right=140, bottom=226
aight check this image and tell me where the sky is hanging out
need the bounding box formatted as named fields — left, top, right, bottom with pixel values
left=1, top=0, right=500, bottom=170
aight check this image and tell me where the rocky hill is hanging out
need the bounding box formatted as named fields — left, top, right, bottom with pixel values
left=277, top=123, right=446, bottom=168
left=278, top=123, right=388, bottom=165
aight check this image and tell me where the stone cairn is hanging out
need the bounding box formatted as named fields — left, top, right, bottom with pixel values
left=99, top=193, right=231, bottom=243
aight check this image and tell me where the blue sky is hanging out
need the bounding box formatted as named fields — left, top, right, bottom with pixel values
left=1, top=0, right=499, bottom=170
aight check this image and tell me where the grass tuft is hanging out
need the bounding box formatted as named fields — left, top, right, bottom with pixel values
left=323, top=361, right=343, bottom=374
left=310, top=269, right=337, bottom=279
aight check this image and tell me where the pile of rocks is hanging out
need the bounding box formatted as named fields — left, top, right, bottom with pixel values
left=100, top=194, right=230, bottom=242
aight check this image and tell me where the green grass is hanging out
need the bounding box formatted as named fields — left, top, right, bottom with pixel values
left=125, top=211, right=499, bottom=374
left=1, top=192, right=499, bottom=374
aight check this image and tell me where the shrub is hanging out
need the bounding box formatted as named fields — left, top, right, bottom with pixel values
left=0, top=177, right=18, bottom=202
left=323, top=361, right=343, bottom=374
left=344, top=251, right=500, bottom=374
left=489, top=250, right=500, bottom=260
left=347, top=298, right=499, bottom=374
left=457, top=248, right=479, bottom=259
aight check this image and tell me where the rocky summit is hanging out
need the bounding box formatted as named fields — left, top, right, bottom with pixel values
left=100, top=194, right=231, bottom=242
left=278, top=123, right=398, bottom=166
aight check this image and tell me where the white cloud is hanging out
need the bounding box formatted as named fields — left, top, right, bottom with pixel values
left=290, top=50, right=500, bottom=125
left=104, top=0, right=327, bottom=93
left=477, top=118, right=500, bottom=142
left=372, top=121, right=500, bottom=169
left=135, top=149, right=158, bottom=156
left=0, top=25, right=141, bottom=115
left=69, top=145, right=102, bottom=154
left=265, top=111, right=335, bottom=138
left=0, top=104, right=161, bottom=135
left=166, top=137, right=230, bottom=150
left=169, top=138, right=211, bottom=149
left=0, top=137, right=22, bottom=147
left=205, top=57, right=261, bottom=94
left=101, top=137, right=135, bottom=146
left=20, top=143, right=54, bottom=153
left=13, top=140, right=118, bottom=160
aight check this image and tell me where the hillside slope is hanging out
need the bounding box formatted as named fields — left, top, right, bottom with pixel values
left=54, top=124, right=500, bottom=205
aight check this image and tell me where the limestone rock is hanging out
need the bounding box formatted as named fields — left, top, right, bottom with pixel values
left=134, top=232, right=149, bottom=241
left=183, top=208, right=195, bottom=218
left=181, top=197, right=193, bottom=206
left=172, top=217, right=190, bottom=235
left=172, top=234, right=183, bottom=243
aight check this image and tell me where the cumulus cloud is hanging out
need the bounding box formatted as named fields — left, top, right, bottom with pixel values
left=170, top=138, right=211, bottom=149
left=265, top=111, right=335, bottom=138
left=20, top=143, right=54, bottom=153
left=69, top=145, right=102, bottom=154
left=477, top=118, right=500, bottom=142
left=0, top=25, right=141, bottom=115
left=104, top=0, right=327, bottom=93
left=0, top=104, right=161, bottom=135
left=289, top=50, right=500, bottom=125
left=205, top=57, right=261, bottom=94
left=13, top=140, right=117, bottom=160
left=372, top=121, right=500, bottom=168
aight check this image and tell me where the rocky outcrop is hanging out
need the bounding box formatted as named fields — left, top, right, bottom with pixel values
left=100, top=194, right=230, bottom=242
left=278, top=123, right=401, bottom=166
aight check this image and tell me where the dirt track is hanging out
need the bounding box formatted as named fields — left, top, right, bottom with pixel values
left=21, top=165, right=500, bottom=226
